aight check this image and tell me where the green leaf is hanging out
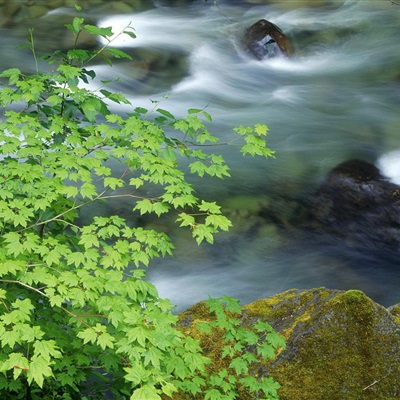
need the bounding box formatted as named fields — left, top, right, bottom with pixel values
left=134, top=106, right=148, bottom=114
left=66, top=252, right=86, bottom=268
left=0, top=68, right=21, bottom=78
left=84, top=24, right=113, bottom=38
left=57, top=64, right=81, bottom=80
left=79, top=232, right=100, bottom=249
left=1, top=331, right=18, bottom=349
left=188, top=108, right=202, bottom=114
left=124, top=365, right=151, bottom=386
left=129, top=177, right=144, bottom=188
left=143, top=347, right=161, bottom=369
left=71, top=17, right=84, bottom=33
left=257, top=342, right=276, bottom=360
left=196, top=321, right=211, bottom=334
left=97, top=332, right=115, bottom=350
left=1, top=353, right=29, bottom=379
left=81, top=97, right=103, bottom=122
left=104, top=177, right=124, bottom=190
left=161, top=382, right=177, bottom=397
left=27, top=356, right=53, bottom=388
left=124, top=29, right=137, bottom=40
left=192, top=224, right=215, bottom=245
left=3, top=232, right=25, bottom=257
left=167, top=357, right=187, bottom=380
left=45, top=248, right=62, bottom=267
left=199, top=201, right=222, bottom=214
left=61, top=185, right=78, bottom=198
left=189, top=161, right=207, bottom=177
left=0, top=68, right=22, bottom=85
left=254, top=123, right=269, bottom=135
left=176, top=213, right=195, bottom=228
left=107, top=47, right=133, bottom=60
left=156, top=108, right=175, bottom=120
left=33, top=340, right=62, bottom=362
left=131, top=385, right=161, bottom=400
left=205, top=215, right=232, bottom=231
left=203, top=111, right=212, bottom=122
left=48, top=294, right=64, bottom=308
left=152, top=201, right=170, bottom=216
left=204, top=388, right=224, bottom=400
left=134, top=199, right=154, bottom=215
left=127, top=326, right=151, bottom=347
left=80, top=182, right=97, bottom=199
left=240, top=375, right=260, bottom=392
left=101, top=89, right=131, bottom=104
left=77, top=328, right=98, bottom=345
left=266, top=331, right=286, bottom=350
left=228, top=357, right=248, bottom=375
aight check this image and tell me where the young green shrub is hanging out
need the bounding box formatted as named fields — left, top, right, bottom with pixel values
left=179, top=296, right=286, bottom=400
left=0, top=7, right=279, bottom=400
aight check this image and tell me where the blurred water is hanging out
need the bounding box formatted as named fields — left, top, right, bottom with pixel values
left=3, top=0, right=400, bottom=310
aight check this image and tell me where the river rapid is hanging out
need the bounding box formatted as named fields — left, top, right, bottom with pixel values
left=3, top=0, right=400, bottom=311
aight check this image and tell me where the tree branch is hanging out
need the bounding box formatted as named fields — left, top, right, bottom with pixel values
left=0, top=279, right=93, bottom=329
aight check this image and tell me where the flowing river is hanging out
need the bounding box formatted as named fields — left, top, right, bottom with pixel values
left=2, top=0, right=400, bottom=310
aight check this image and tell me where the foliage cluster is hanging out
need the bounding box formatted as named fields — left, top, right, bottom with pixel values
left=195, top=296, right=285, bottom=400
left=0, top=8, right=279, bottom=400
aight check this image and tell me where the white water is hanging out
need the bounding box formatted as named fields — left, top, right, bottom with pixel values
left=378, top=151, right=400, bottom=185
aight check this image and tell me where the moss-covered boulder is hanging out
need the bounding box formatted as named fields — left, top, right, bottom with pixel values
left=178, top=288, right=400, bottom=399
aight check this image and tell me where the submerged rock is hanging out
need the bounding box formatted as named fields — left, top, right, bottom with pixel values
left=307, top=159, right=400, bottom=251
left=178, top=288, right=400, bottom=399
left=243, top=19, right=293, bottom=60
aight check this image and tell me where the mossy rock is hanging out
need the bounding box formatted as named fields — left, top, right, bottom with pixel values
left=251, top=288, right=400, bottom=399
left=388, top=303, right=400, bottom=325
left=178, top=288, right=400, bottom=399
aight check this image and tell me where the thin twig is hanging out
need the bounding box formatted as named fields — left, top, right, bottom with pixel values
left=363, top=372, right=391, bottom=390
left=207, top=0, right=235, bottom=22
left=28, top=29, right=39, bottom=73
left=17, top=187, right=110, bottom=233
left=84, top=22, right=135, bottom=66
left=0, top=279, right=93, bottom=329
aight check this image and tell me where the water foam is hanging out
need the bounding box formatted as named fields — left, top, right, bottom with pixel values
left=377, top=150, right=400, bottom=185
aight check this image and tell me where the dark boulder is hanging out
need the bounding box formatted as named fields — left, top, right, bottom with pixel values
left=243, top=19, right=293, bottom=60
left=308, top=159, right=400, bottom=250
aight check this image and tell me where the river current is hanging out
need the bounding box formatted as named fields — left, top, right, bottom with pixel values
left=4, top=0, right=400, bottom=310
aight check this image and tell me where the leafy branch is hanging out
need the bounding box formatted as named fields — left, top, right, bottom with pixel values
left=0, top=10, right=280, bottom=400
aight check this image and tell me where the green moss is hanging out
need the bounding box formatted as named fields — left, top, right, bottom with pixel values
left=267, top=289, right=400, bottom=400
left=243, top=288, right=336, bottom=339
left=388, top=304, right=400, bottom=325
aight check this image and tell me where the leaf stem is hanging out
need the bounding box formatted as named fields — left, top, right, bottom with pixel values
left=29, top=28, right=39, bottom=73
